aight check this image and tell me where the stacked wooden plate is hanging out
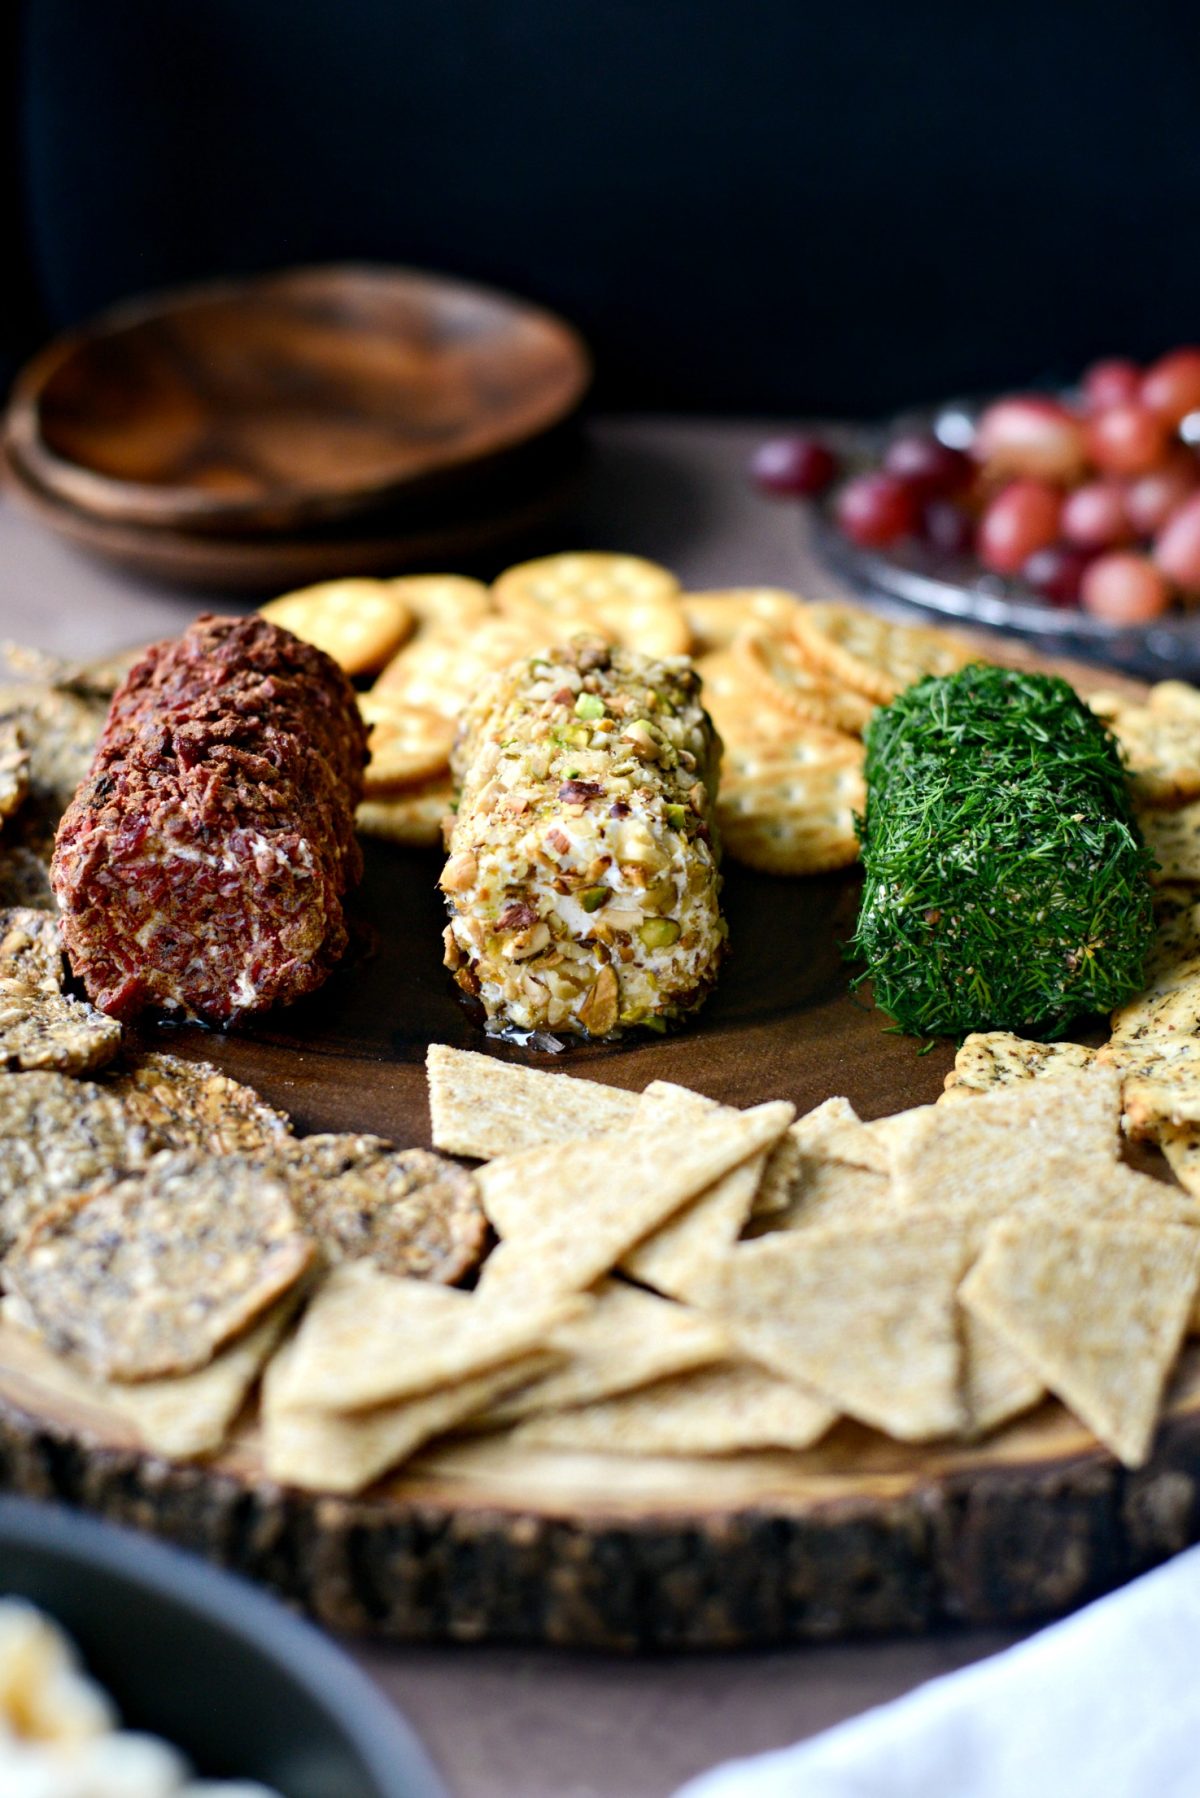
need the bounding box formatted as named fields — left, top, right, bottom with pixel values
left=1, top=265, right=591, bottom=591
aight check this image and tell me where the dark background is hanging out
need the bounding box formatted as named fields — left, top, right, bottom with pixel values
left=4, top=0, right=1199, bottom=415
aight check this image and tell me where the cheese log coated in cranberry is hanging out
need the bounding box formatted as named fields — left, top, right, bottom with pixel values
left=52, top=614, right=368, bottom=1022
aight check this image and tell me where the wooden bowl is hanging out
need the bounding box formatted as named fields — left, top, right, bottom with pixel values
left=5, top=265, right=590, bottom=536
left=0, top=430, right=585, bottom=593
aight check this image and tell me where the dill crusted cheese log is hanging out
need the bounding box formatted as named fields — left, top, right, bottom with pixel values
left=441, top=638, right=727, bottom=1037
left=851, top=664, right=1154, bottom=1039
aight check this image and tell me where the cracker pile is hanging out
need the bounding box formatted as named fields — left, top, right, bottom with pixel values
left=0, top=1047, right=490, bottom=1466
left=260, top=563, right=981, bottom=876
left=421, top=1045, right=1200, bottom=1473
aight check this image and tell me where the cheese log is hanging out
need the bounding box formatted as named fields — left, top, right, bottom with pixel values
left=441, top=637, right=727, bottom=1037
left=52, top=615, right=368, bottom=1022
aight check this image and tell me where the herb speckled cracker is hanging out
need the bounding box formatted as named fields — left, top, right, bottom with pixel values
left=511, top=1360, right=837, bottom=1456
left=0, top=1071, right=148, bottom=1250
left=960, top=1214, right=1200, bottom=1467
left=105, top=1052, right=292, bottom=1157
left=6, top=1150, right=313, bottom=1382
left=940, top=1034, right=1096, bottom=1104
left=281, top=1136, right=486, bottom=1284
left=1106, top=684, right=1200, bottom=808
left=0, top=684, right=106, bottom=822
left=426, top=1044, right=637, bottom=1161
left=478, top=1100, right=793, bottom=1298
left=1139, top=801, right=1200, bottom=885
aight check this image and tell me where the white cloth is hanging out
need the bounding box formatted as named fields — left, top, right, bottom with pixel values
left=675, top=1545, right=1200, bottom=1798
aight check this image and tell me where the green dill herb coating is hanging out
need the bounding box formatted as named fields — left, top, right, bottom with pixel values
left=850, top=664, right=1155, bottom=1039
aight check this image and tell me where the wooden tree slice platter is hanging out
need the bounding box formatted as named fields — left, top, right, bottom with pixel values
left=1, top=652, right=1193, bottom=1651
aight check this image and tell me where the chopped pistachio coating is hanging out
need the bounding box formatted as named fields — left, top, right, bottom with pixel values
left=441, top=637, right=727, bottom=1037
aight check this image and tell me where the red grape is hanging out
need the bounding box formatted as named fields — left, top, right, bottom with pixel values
left=1154, top=492, right=1200, bottom=595
left=1060, top=481, right=1132, bottom=551
left=1124, top=452, right=1198, bottom=536
left=920, top=499, right=975, bottom=556
left=882, top=434, right=971, bottom=497
left=976, top=480, right=1062, bottom=574
left=1081, top=358, right=1141, bottom=412
left=1081, top=552, right=1172, bottom=623
left=1141, top=348, right=1200, bottom=427
left=750, top=435, right=839, bottom=498
left=1085, top=403, right=1171, bottom=477
left=973, top=396, right=1087, bottom=484
left=1022, top=545, right=1091, bottom=606
left=834, top=473, right=919, bottom=548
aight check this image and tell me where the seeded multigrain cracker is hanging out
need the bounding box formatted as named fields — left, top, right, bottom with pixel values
left=510, top=1360, right=837, bottom=1456
left=104, top=1051, right=292, bottom=1157
left=708, top=1213, right=978, bottom=1439
left=940, top=1034, right=1097, bottom=1104
left=356, top=777, right=455, bottom=848
left=426, top=1044, right=638, bottom=1161
left=0, top=988, right=122, bottom=1076
left=261, top=1336, right=549, bottom=1494
left=960, top=1214, right=1200, bottom=1467
left=0, top=845, right=55, bottom=911
left=280, top=1136, right=486, bottom=1284
left=0, top=684, right=106, bottom=822
left=733, top=632, right=876, bottom=736
left=492, top=552, right=689, bottom=658
left=269, top=1260, right=582, bottom=1413
left=0, top=721, right=29, bottom=822
left=471, top=1279, right=732, bottom=1427
left=6, top=1151, right=312, bottom=1382
left=260, top=579, right=413, bottom=676
left=359, top=694, right=455, bottom=793
left=717, top=729, right=865, bottom=876
left=789, top=601, right=982, bottom=706
left=0, top=1072, right=147, bottom=1250
left=478, top=1100, right=794, bottom=1297
left=0, top=910, right=62, bottom=991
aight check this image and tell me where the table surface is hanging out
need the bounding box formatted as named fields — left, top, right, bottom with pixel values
left=0, top=415, right=1031, bottom=1798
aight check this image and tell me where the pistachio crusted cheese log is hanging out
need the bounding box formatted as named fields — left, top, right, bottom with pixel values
left=851, top=665, right=1155, bottom=1039
left=52, top=615, right=368, bottom=1023
left=441, top=637, right=727, bottom=1036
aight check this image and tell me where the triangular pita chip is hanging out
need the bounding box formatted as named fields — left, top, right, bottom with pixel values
left=261, top=1337, right=552, bottom=1493
left=511, top=1360, right=836, bottom=1455
left=271, top=1261, right=584, bottom=1412
left=959, top=1311, right=1045, bottom=1437
left=473, top=1279, right=731, bottom=1427
left=478, top=1100, right=793, bottom=1298
left=426, top=1044, right=637, bottom=1160
left=751, top=1097, right=861, bottom=1217
left=960, top=1214, right=1200, bottom=1467
left=620, top=1083, right=771, bottom=1297
left=708, top=1210, right=976, bottom=1439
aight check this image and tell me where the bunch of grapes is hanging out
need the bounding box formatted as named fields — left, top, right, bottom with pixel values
left=753, top=348, right=1200, bottom=626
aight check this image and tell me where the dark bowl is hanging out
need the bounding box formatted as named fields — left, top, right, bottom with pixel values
left=0, top=1497, right=447, bottom=1798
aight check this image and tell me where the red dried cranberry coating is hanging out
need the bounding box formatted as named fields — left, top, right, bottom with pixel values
left=52, top=615, right=368, bottom=1023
